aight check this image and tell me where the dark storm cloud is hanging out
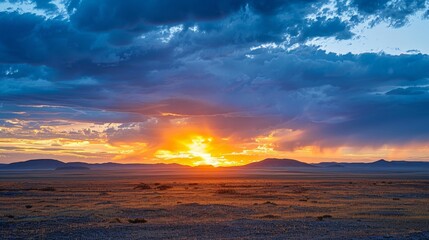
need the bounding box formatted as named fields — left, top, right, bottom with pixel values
left=0, top=12, right=99, bottom=66
left=299, top=17, right=354, bottom=40
left=386, top=87, right=429, bottom=95
left=69, top=0, right=321, bottom=31
left=1, top=0, right=429, bottom=150
left=211, top=48, right=429, bottom=148
left=351, top=0, right=427, bottom=27
left=70, top=0, right=245, bottom=31
left=297, top=97, right=429, bottom=148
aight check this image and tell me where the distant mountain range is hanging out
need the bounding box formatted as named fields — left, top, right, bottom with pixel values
left=0, top=159, right=187, bottom=170
left=1, top=158, right=429, bottom=171
left=312, top=159, right=429, bottom=169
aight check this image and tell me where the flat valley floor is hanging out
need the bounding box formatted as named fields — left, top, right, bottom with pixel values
left=1, top=169, right=429, bottom=239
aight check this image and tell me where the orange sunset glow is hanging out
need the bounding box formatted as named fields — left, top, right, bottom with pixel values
left=2, top=118, right=429, bottom=166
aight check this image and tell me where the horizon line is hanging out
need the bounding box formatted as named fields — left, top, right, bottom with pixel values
left=3, top=157, right=429, bottom=168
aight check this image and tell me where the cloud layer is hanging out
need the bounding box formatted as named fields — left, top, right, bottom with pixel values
left=1, top=0, right=429, bottom=163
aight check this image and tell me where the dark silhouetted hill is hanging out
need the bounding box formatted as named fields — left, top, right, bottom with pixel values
left=55, top=166, right=90, bottom=171
left=0, top=159, right=65, bottom=170
left=314, top=159, right=429, bottom=169
left=0, top=159, right=189, bottom=170
left=241, top=158, right=315, bottom=168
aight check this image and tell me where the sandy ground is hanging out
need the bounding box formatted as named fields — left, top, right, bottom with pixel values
left=1, top=170, right=429, bottom=239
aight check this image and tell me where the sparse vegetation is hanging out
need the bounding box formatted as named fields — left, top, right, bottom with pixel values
left=134, top=183, right=151, bottom=190
left=215, top=189, right=237, bottom=194
left=218, top=184, right=253, bottom=188
left=109, top=218, right=122, bottom=223
left=317, top=215, right=333, bottom=221
left=156, top=185, right=172, bottom=191
left=291, top=187, right=308, bottom=194
left=262, top=201, right=277, bottom=206
left=128, top=218, right=147, bottom=223
left=1, top=172, right=428, bottom=239
left=260, top=214, right=281, bottom=219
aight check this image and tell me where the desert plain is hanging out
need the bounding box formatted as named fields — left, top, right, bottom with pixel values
left=1, top=169, right=429, bottom=239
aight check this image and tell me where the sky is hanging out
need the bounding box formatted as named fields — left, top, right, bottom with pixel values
left=1, top=0, right=429, bottom=166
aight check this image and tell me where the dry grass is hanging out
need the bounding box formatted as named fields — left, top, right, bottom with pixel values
left=215, top=189, right=237, bottom=194
left=291, top=187, right=308, bottom=194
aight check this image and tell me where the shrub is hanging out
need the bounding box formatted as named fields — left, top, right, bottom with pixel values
left=128, top=218, right=147, bottom=223
left=156, top=185, right=172, bottom=191
left=260, top=214, right=280, bottom=219
left=39, top=187, right=56, bottom=192
left=317, top=215, right=332, bottom=221
left=134, top=183, right=151, bottom=190
left=109, top=218, right=122, bottom=223
left=262, top=201, right=277, bottom=206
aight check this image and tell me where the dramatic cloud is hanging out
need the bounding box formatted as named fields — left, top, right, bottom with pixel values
left=1, top=0, right=429, bottom=164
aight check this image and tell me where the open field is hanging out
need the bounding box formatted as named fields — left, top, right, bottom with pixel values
left=1, top=170, right=429, bottom=239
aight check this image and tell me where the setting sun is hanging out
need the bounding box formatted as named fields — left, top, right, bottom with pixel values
left=155, top=135, right=224, bottom=166
left=186, top=136, right=218, bottom=166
